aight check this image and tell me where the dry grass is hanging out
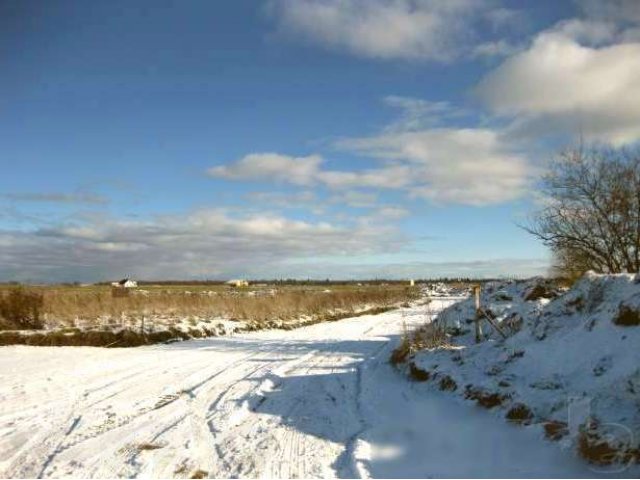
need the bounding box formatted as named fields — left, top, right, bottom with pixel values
left=136, top=442, right=164, bottom=451
left=464, top=386, right=509, bottom=409
left=190, top=470, right=208, bottom=479
left=505, top=403, right=534, bottom=425
left=1, top=284, right=418, bottom=329
left=0, top=327, right=190, bottom=347
left=390, top=321, right=449, bottom=365
left=543, top=420, right=568, bottom=441
left=0, top=288, right=44, bottom=329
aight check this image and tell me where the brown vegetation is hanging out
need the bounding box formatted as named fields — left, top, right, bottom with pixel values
left=464, top=386, right=509, bottom=409
left=543, top=420, right=568, bottom=441
left=0, top=327, right=190, bottom=347
left=390, top=337, right=411, bottom=365
left=390, top=321, right=449, bottom=365
left=190, top=470, right=208, bottom=479
left=577, top=422, right=638, bottom=466
left=409, top=362, right=431, bottom=381
left=613, top=305, right=640, bottom=326
left=0, top=288, right=44, bottom=329
left=438, top=375, right=457, bottom=391
left=0, top=284, right=417, bottom=330
left=0, top=284, right=416, bottom=347
left=505, top=403, right=534, bottom=424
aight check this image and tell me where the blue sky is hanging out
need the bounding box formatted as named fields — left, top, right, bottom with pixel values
left=2, top=0, right=640, bottom=282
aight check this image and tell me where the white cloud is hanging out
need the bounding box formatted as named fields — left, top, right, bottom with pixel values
left=210, top=126, right=530, bottom=206
left=339, top=127, right=532, bottom=205
left=208, top=153, right=323, bottom=186
left=209, top=153, right=412, bottom=190
left=375, top=206, right=410, bottom=219
left=471, top=39, right=519, bottom=58
left=1, top=209, right=404, bottom=282
left=476, top=19, right=640, bottom=145
left=267, top=0, right=517, bottom=61
left=329, top=191, right=378, bottom=208
left=316, top=165, right=412, bottom=189
left=245, top=190, right=317, bottom=206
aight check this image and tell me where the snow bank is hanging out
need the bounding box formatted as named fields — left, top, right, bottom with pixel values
left=423, top=282, right=471, bottom=298
left=408, top=274, right=640, bottom=470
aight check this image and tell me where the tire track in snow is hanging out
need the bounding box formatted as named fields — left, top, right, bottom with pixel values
left=1, top=304, right=428, bottom=479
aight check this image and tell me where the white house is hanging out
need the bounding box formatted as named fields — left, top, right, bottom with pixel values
left=226, top=279, right=249, bottom=288
left=111, top=278, right=137, bottom=288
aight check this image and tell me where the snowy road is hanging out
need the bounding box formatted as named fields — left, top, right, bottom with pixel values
left=0, top=300, right=602, bottom=478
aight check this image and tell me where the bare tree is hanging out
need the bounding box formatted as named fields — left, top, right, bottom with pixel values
left=526, top=145, right=640, bottom=277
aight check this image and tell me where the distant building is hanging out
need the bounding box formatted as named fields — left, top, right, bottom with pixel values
left=111, top=278, right=137, bottom=288
left=226, top=279, right=249, bottom=288
left=409, top=279, right=415, bottom=287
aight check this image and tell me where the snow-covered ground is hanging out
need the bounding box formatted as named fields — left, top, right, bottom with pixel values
left=409, top=275, right=640, bottom=475
left=0, top=298, right=613, bottom=478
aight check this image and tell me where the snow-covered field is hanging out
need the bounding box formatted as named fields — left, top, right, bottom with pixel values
left=0, top=298, right=613, bottom=478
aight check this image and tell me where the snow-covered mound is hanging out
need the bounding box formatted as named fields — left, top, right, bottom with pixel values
left=409, top=274, right=640, bottom=469
left=435, top=277, right=562, bottom=338
left=423, top=282, right=471, bottom=298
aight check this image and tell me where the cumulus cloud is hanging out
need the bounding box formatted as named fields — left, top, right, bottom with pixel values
left=245, top=190, right=317, bottom=207
left=1, top=209, right=405, bottom=282
left=471, top=39, right=519, bottom=58
left=209, top=153, right=412, bottom=190
left=375, top=206, right=410, bottom=219
left=267, top=0, right=518, bottom=61
left=208, top=153, right=323, bottom=186
left=339, top=127, right=532, bottom=205
left=210, top=125, right=530, bottom=206
left=476, top=18, right=640, bottom=145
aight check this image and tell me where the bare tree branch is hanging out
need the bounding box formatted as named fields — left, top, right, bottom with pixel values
left=525, top=145, right=640, bottom=279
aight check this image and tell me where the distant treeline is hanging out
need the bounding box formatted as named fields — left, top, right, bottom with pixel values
left=2, top=276, right=522, bottom=287
left=93, top=277, right=509, bottom=286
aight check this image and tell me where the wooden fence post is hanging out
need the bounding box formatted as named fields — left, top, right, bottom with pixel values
left=474, top=285, right=483, bottom=343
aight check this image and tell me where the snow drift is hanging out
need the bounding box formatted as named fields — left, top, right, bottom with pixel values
left=405, top=273, right=640, bottom=470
